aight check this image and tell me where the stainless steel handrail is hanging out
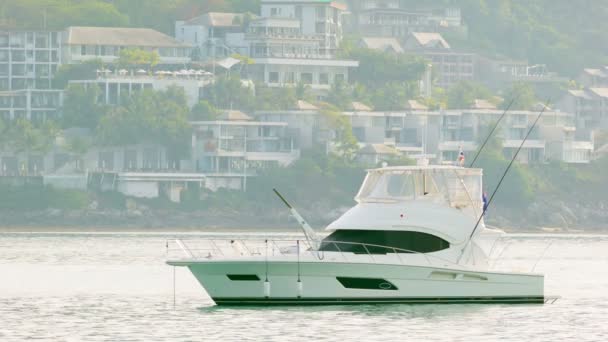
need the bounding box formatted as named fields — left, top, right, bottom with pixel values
left=166, top=238, right=458, bottom=267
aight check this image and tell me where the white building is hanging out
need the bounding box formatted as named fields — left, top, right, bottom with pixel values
left=347, top=0, right=462, bottom=38
left=175, top=1, right=358, bottom=91
left=0, top=31, right=62, bottom=91
left=557, top=87, right=608, bottom=130
left=403, top=32, right=475, bottom=89
left=260, top=0, right=346, bottom=51
left=62, top=26, right=193, bottom=66
left=0, top=88, right=63, bottom=121
left=0, top=31, right=63, bottom=121
left=191, top=110, right=300, bottom=191
left=175, top=12, right=248, bottom=59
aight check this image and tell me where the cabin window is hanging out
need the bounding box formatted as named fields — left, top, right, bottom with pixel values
left=227, top=274, right=260, bottom=281
left=336, top=277, right=398, bottom=290
left=319, top=230, right=449, bottom=254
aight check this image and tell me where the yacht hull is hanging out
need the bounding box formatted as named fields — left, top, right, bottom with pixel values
left=170, top=259, right=544, bottom=305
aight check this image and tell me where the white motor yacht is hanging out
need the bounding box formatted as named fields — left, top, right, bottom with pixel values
left=167, top=165, right=546, bottom=305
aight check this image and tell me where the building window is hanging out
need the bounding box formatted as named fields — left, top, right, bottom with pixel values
left=81, top=45, right=86, bottom=55
left=286, top=72, right=295, bottom=83
left=335, top=73, right=345, bottom=83
left=271, top=7, right=281, bottom=16
left=301, top=73, right=313, bottom=84
left=269, top=72, right=279, bottom=83
left=319, top=73, right=329, bottom=85
left=316, top=6, right=326, bottom=19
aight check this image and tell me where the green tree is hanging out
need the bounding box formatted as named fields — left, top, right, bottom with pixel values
left=3, top=119, right=59, bottom=170
left=327, top=80, right=352, bottom=110
left=97, top=86, right=190, bottom=159
left=190, top=100, right=219, bottom=121
left=117, top=48, right=160, bottom=70
left=0, top=0, right=128, bottom=30
left=62, top=84, right=106, bottom=129
left=501, top=82, right=537, bottom=110
left=203, top=75, right=255, bottom=110
left=341, top=47, right=427, bottom=88
left=254, top=87, right=297, bottom=111
left=53, top=59, right=102, bottom=89
left=447, top=81, right=493, bottom=109
left=370, top=81, right=419, bottom=111
left=230, top=53, right=255, bottom=77
left=318, top=103, right=359, bottom=161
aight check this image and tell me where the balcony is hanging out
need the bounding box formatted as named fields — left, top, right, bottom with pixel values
left=438, top=140, right=477, bottom=151
left=503, top=139, right=546, bottom=149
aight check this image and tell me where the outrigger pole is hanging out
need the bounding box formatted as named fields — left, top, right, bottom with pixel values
left=273, top=188, right=320, bottom=250
left=458, top=99, right=550, bottom=262
left=469, top=97, right=516, bottom=168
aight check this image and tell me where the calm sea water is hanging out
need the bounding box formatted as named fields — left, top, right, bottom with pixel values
left=0, top=231, right=606, bottom=342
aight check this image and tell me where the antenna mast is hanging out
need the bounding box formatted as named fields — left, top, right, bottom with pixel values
left=469, top=98, right=516, bottom=167
left=458, top=100, right=550, bottom=262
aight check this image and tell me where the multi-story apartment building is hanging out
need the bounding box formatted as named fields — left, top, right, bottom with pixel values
left=0, top=31, right=64, bottom=120
left=403, top=32, right=475, bottom=89
left=62, top=26, right=193, bottom=66
left=558, top=87, right=608, bottom=130
left=260, top=0, right=345, bottom=51
left=0, top=31, right=62, bottom=91
left=1, top=27, right=194, bottom=123
left=174, top=1, right=358, bottom=92
left=245, top=16, right=358, bottom=90
left=191, top=110, right=300, bottom=190
left=175, top=12, right=247, bottom=59
left=577, top=67, right=608, bottom=88
left=347, top=0, right=462, bottom=38
left=0, top=88, right=63, bottom=121
left=257, top=97, right=593, bottom=165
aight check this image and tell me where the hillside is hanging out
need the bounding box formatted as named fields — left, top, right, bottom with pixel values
left=2, top=0, right=607, bottom=76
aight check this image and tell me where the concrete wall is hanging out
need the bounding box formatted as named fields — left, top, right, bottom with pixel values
left=117, top=181, right=159, bottom=198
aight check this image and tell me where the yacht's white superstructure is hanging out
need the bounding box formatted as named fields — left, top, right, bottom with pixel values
left=167, top=165, right=545, bottom=305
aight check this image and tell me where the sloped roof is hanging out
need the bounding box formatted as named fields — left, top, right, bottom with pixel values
left=294, top=100, right=318, bottom=110
left=350, top=101, right=373, bottom=111
left=66, top=26, right=190, bottom=47
left=218, top=110, right=253, bottom=121
left=595, top=143, right=608, bottom=157
left=568, top=90, right=592, bottom=100
left=359, top=144, right=400, bottom=155
left=185, top=12, right=245, bottom=27
left=404, top=100, right=429, bottom=110
left=360, top=37, right=404, bottom=53
left=471, top=99, right=496, bottom=110
left=583, top=68, right=607, bottom=78
left=589, top=88, right=608, bottom=98
left=411, top=32, right=450, bottom=49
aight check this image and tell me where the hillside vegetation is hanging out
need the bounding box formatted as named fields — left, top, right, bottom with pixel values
left=2, top=0, right=607, bottom=75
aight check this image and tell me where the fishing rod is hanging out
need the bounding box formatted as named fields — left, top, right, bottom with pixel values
left=458, top=99, right=550, bottom=262
left=273, top=188, right=320, bottom=251
left=469, top=97, right=516, bottom=167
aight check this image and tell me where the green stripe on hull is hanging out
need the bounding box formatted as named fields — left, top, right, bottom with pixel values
left=212, top=296, right=546, bottom=306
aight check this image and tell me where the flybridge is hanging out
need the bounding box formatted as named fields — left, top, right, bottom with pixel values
left=356, top=166, right=483, bottom=214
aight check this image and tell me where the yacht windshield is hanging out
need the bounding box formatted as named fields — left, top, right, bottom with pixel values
left=319, top=229, right=450, bottom=254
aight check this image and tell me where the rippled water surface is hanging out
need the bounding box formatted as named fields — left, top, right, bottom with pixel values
left=0, top=232, right=607, bottom=341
